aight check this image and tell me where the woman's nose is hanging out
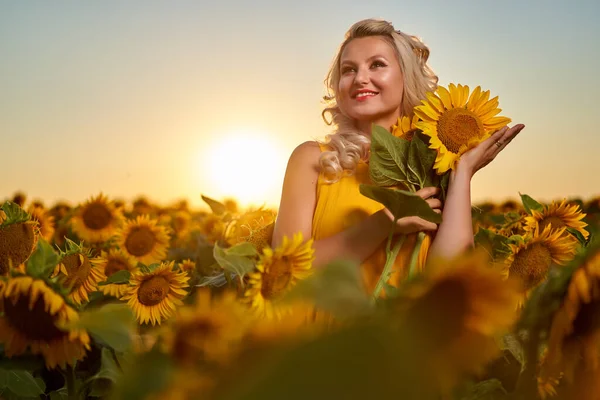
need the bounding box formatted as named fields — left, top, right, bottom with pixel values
left=354, top=67, right=370, bottom=84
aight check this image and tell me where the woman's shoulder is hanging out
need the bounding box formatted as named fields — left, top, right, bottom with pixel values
left=288, top=141, right=323, bottom=174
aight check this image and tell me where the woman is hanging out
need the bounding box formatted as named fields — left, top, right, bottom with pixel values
left=272, top=19, right=524, bottom=290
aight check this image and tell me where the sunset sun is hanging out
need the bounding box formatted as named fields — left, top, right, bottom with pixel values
left=200, top=130, right=287, bottom=206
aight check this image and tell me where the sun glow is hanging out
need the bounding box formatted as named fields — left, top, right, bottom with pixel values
left=200, top=130, right=287, bottom=207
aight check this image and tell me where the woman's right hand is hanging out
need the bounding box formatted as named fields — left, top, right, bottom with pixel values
left=382, top=187, right=442, bottom=235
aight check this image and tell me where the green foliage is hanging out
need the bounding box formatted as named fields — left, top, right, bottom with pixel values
left=201, top=194, right=227, bottom=215
left=83, top=348, right=122, bottom=398
left=0, top=201, right=30, bottom=226
left=213, top=242, right=256, bottom=282
left=0, top=369, right=46, bottom=398
left=359, top=185, right=442, bottom=223
left=369, top=124, right=411, bottom=186
left=519, top=193, right=543, bottom=214
left=98, top=269, right=132, bottom=285
left=25, top=239, right=59, bottom=279
left=474, top=228, right=512, bottom=260
left=407, top=131, right=438, bottom=190
left=64, top=304, right=135, bottom=352
left=110, top=350, right=174, bottom=400
left=283, top=259, right=371, bottom=319
left=567, top=227, right=589, bottom=247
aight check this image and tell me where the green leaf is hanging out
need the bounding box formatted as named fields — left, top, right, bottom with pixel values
left=0, top=354, right=44, bottom=371
left=64, top=304, right=134, bottom=352
left=213, top=243, right=256, bottom=280
left=359, top=185, right=442, bottom=224
left=438, top=171, right=451, bottom=203
left=25, top=239, right=60, bottom=278
left=201, top=194, right=227, bottom=215
left=99, top=269, right=131, bottom=286
left=407, top=132, right=437, bottom=190
left=369, top=125, right=411, bottom=186
left=49, top=388, right=69, bottom=400
left=111, top=350, right=174, bottom=400
left=567, top=227, right=589, bottom=246
left=501, top=334, right=524, bottom=367
left=474, top=228, right=512, bottom=260
left=226, top=242, right=259, bottom=258
left=0, top=369, right=46, bottom=397
left=85, top=347, right=121, bottom=397
left=0, top=201, right=30, bottom=226
left=519, top=193, right=543, bottom=214
left=283, top=259, right=371, bottom=319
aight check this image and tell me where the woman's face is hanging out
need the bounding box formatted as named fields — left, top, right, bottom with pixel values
left=337, top=36, right=404, bottom=131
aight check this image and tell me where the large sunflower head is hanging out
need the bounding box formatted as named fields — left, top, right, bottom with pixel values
left=0, top=202, right=39, bottom=276
left=116, top=215, right=171, bottom=265
left=543, top=247, right=600, bottom=382
left=70, top=193, right=123, bottom=243
left=91, top=249, right=138, bottom=298
left=244, top=233, right=315, bottom=319
left=56, top=240, right=107, bottom=305
left=414, top=84, right=511, bottom=174
left=391, top=114, right=419, bottom=141
left=121, top=261, right=190, bottom=326
left=27, top=205, right=55, bottom=242
left=392, top=252, right=520, bottom=390
left=505, top=225, right=578, bottom=292
left=0, top=276, right=90, bottom=368
left=524, top=199, right=589, bottom=241
left=160, top=289, right=250, bottom=367
left=224, top=208, right=277, bottom=247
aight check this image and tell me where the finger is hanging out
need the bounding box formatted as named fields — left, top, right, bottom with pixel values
left=421, top=221, right=439, bottom=231
left=426, top=198, right=442, bottom=209
left=493, top=124, right=525, bottom=154
left=433, top=209, right=442, bottom=214
left=482, top=126, right=509, bottom=150
left=416, top=186, right=440, bottom=199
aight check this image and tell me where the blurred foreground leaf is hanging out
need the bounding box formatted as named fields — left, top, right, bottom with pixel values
left=0, top=369, right=45, bottom=397
left=111, top=350, right=174, bottom=400
left=25, top=239, right=59, bottom=278
left=360, top=185, right=442, bottom=223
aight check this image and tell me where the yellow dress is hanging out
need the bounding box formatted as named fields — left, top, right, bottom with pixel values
left=311, top=143, right=430, bottom=293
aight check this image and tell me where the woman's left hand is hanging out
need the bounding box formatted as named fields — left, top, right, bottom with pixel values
left=456, top=124, right=525, bottom=178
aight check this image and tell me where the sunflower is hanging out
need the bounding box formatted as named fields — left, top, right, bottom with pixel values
left=28, top=205, right=55, bottom=242
left=199, top=214, right=226, bottom=244
left=121, top=261, right=190, bottom=326
left=0, top=220, right=38, bottom=276
left=161, top=290, right=249, bottom=366
left=71, top=193, right=123, bottom=243
left=0, top=276, right=91, bottom=368
left=393, top=252, right=520, bottom=391
left=116, top=215, right=170, bottom=265
left=92, top=249, right=138, bottom=298
left=505, top=226, right=578, bottom=292
left=171, top=210, right=191, bottom=238
left=179, top=259, right=196, bottom=275
left=244, top=233, right=314, bottom=319
left=56, top=246, right=107, bottom=305
left=543, top=248, right=600, bottom=382
left=224, top=207, right=276, bottom=247
left=414, top=83, right=511, bottom=174
left=391, top=114, right=419, bottom=140
left=524, top=199, right=589, bottom=241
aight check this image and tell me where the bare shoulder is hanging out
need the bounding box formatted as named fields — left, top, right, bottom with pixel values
left=289, top=141, right=321, bottom=173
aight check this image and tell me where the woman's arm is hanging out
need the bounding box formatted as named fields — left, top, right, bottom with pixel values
left=428, top=124, right=525, bottom=260
left=272, top=141, right=393, bottom=268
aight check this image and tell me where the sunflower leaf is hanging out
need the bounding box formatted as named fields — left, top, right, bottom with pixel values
left=85, top=348, right=122, bottom=393
left=200, top=195, right=227, bottom=215
left=474, top=228, right=512, bottom=260
left=98, top=269, right=131, bottom=285
left=25, top=239, right=60, bottom=278
left=226, top=242, right=259, bottom=258
left=0, top=369, right=46, bottom=397
left=0, top=201, right=30, bottom=226
left=359, top=185, right=442, bottom=223
left=519, top=193, right=543, bottom=214
left=407, top=131, right=437, bottom=190
left=63, top=304, right=134, bottom=352
left=213, top=243, right=256, bottom=280
left=566, top=227, right=589, bottom=246
left=369, top=125, right=411, bottom=186
left=282, top=259, right=371, bottom=319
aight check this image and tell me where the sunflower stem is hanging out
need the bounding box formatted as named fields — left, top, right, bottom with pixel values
left=407, top=232, right=426, bottom=279
left=513, top=328, right=541, bottom=399
left=65, top=365, right=76, bottom=400
left=372, top=234, right=405, bottom=302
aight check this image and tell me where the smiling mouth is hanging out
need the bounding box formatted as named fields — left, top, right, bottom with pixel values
left=354, top=91, right=379, bottom=99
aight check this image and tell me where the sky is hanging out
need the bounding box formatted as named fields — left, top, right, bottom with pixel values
left=1, top=0, right=599, bottom=209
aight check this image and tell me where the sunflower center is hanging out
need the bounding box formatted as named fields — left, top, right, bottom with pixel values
left=138, top=276, right=170, bottom=306
left=539, top=216, right=566, bottom=232
left=510, top=244, right=553, bottom=290
left=437, top=108, right=484, bottom=153
left=61, top=254, right=92, bottom=290
left=0, top=222, right=36, bottom=276
left=125, top=227, right=157, bottom=257
left=260, top=256, right=293, bottom=300
left=3, top=291, right=66, bottom=341
left=82, top=203, right=113, bottom=230
left=105, top=258, right=130, bottom=277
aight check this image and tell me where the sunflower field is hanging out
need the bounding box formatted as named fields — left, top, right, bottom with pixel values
left=1, top=84, right=600, bottom=400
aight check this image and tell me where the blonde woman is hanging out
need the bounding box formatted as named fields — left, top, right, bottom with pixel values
left=272, top=19, right=524, bottom=290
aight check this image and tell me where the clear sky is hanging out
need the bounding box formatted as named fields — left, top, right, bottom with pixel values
left=1, top=0, right=599, bottom=208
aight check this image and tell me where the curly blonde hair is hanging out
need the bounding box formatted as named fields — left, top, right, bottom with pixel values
left=320, top=18, right=438, bottom=182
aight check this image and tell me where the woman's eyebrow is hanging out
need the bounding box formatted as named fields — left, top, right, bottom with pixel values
left=340, top=54, right=388, bottom=65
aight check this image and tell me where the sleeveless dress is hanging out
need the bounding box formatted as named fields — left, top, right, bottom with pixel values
left=311, top=143, right=431, bottom=293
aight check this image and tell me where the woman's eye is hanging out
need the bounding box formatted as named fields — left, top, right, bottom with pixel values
left=341, top=66, right=355, bottom=74
left=371, top=61, right=386, bottom=68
